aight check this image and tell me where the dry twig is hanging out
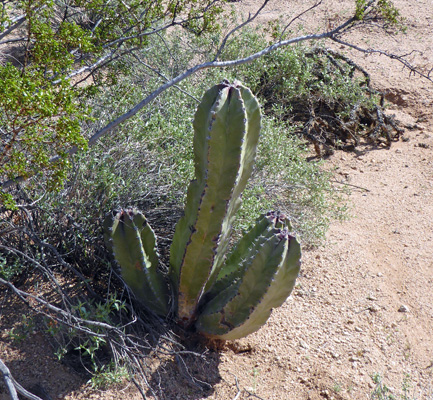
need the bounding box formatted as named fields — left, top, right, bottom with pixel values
left=0, top=359, right=43, bottom=400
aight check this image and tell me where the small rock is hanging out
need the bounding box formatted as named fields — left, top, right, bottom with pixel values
left=398, top=304, right=410, bottom=313
left=368, top=304, right=380, bottom=313
left=377, top=272, right=383, bottom=277
left=355, top=326, right=363, bottom=332
left=299, top=340, right=309, bottom=349
left=367, top=295, right=377, bottom=301
left=349, top=356, right=360, bottom=362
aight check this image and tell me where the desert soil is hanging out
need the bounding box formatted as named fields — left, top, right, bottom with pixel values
left=1, top=1, right=432, bottom=399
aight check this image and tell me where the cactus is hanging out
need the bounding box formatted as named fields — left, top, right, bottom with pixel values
left=104, top=80, right=301, bottom=340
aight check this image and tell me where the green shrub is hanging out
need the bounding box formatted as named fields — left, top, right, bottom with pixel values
left=55, top=27, right=349, bottom=246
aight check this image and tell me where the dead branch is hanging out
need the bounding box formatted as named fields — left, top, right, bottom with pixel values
left=330, top=37, right=433, bottom=82
left=0, top=359, right=43, bottom=400
left=0, top=359, right=19, bottom=400
left=213, top=0, right=270, bottom=61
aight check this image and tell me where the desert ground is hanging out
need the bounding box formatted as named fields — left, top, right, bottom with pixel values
left=1, top=1, right=432, bottom=399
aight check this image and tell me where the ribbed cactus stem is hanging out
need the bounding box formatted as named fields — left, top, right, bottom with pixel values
left=169, top=80, right=261, bottom=327
left=104, top=209, right=168, bottom=316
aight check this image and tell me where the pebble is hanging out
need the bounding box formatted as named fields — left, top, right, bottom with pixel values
left=299, top=340, right=309, bottom=349
left=398, top=304, right=410, bottom=313
left=369, top=304, right=381, bottom=313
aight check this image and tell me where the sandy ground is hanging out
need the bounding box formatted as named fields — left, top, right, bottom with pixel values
left=1, top=1, right=432, bottom=399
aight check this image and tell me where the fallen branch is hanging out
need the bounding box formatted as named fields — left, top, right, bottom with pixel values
left=0, top=359, right=43, bottom=400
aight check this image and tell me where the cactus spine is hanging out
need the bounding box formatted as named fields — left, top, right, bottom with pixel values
left=104, top=81, right=301, bottom=340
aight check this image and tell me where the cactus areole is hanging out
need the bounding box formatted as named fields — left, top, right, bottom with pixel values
left=104, top=81, right=301, bottom=340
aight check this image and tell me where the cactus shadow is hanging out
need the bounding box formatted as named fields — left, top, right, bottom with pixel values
left=147, top=339, right=222, bottom=399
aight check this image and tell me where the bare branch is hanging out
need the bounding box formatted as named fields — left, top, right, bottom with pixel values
left=0, top=37, right=26, bottom=45
left=98, top=0, right=222, bottom=50
left=244, top=389, right=267, bottom=400
left=227, top=372, right=241, bottom=400
left=130, top=53, right=200, bottom=103
left=330, top=36, right=433, bottom=82
left=70, top=46, right=142, bottom=87
left=0, top=359, right=19, bottom=400
left=52, top=47, right=135, bottom=85
left=0, top=277, right=131, bottom=336
left=0, top=14, right=26, bottom=41
left=279, top=0, right=323, bottom=41
left=62, top=18, right=356, bottom=151
left=0, top=3, right=49, bottom=41
left=213, top=0, right=270, bottom=62
left=0, top=243, right=75, bottom=309
left=0, top=358, right=43, bottom=400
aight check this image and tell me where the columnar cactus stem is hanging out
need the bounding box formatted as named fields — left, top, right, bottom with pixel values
left=169, top=80, right=261, bottom=326
left=104, top=209, right=168, bottom=316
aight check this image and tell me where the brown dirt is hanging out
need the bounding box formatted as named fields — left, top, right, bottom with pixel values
left=1, top=1, right=433, bottom=399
